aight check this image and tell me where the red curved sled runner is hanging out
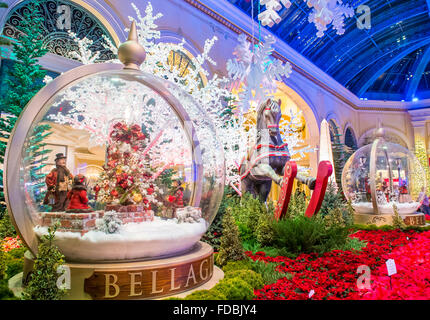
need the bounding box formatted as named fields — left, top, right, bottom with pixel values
left=275, top=160, right=333, bottom=220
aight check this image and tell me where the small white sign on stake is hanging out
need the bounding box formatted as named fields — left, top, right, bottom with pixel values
left=386, top=259, right=397, bottom=276
left=308, top=289, right=315, bottom=298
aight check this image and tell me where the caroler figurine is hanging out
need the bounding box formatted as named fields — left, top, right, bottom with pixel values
left=43, top=153, right=73, bottom=211
left=66, top=175, right=92, bottom=213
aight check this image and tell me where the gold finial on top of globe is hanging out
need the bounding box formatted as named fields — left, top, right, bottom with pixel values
left=118, top=20, right=146, bottom=70
left=374, top=119, right=385, bottom=138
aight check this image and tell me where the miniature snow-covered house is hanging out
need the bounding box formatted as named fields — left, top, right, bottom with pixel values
left=341, top=125, right=426, bottom=226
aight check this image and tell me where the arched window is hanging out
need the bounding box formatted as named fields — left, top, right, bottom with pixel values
left=167, top=50, right=204, bottom=88
left=344, top=127, right=358, bottom=151
left=2, top=0, right=115, bottom=62
left=328, top=119, right=340, bottom=144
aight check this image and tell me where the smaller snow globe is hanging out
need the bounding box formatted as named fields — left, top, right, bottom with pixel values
left=4, top=22, right=225, bottom=265
left=342, top=125, right=426, bottom=225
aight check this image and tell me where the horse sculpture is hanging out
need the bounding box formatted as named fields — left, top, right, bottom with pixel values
left=239, top=98, right=316, bottom=202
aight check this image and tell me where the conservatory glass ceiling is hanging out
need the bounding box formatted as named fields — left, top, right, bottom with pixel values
left=227, top=0, right=430, bottom=102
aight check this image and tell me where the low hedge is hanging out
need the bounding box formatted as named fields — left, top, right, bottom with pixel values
left=352, top=224, right=430, bottom=232
left=212, top=277, right=254, bottom=300
left=224, top=269, right=264, bottom=290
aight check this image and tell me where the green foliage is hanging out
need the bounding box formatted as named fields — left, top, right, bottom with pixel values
left=202, top=186, right=239, bottom=251
left=319, top=182, right=344, bottom=217
left=4, top=246, right=25, bottom=280
left=285, top=190, right=307, bottom=219
left=0, top=241, right=5, bottom=280
left=332, top=237, right=367, bottom=252
left=212, top=277, right=254, bottom=300
left=22, top=224, right=66, bottom=300
left=345, top=199, right=355, bottom=226
left=324, top=207, right=346, bottom=228
left=216, top=209, right=245, bottom=267
left=255, top=202, right=276, bottom=246
left=352, top=224, right=430, bottom=232
left=0, top=0, right=50, bottom=209
left=0, top=279, right=16, bottom=300
left=270, top=214, right=349, bottom=256
left=224, top=269, right=264, bottom=290
left=250, top=260, right=292, bottom=285
left=229, top=193, right=265, bottom=241
left=222, top=259, right=253, bottom=273
left=185, top=289, right=227, bottom=300
left=392, top=204, right=406, bottom=230
left=159, top=168, right=175, bottom=191
left=320, top=182, right=354, bottom=228
left=0, top=210, right=17, bottom=239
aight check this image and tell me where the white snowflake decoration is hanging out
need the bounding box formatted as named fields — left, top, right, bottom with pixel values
left=307, top=0, right=354, bottom=37
left=227, top=33, right=292, bottom=113
left=258, top=0, right=292, bottom=27
left=258, top=0, right=354, bottom=38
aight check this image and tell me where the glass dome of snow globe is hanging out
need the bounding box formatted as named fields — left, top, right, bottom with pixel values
left=4, top=25, right=224, bottom=263
left=341, top=126, right=425, bottom=216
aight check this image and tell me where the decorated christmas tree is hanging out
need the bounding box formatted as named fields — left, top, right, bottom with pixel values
left=95, top=121, right=162, bottom=210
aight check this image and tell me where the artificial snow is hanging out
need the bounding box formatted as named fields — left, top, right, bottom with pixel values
left=353, top=201, right=420, bottom=215
left=34, top=216, right=207, bottom=262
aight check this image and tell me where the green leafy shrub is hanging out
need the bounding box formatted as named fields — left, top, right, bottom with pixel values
left=224, top=269, right=264, bottom=289
left=250, top=260, right=292, bottom=285
left=4, top=246, right=25, bottom=280
left=0, top=241, right=5, bottom=280
left=319, top=183, right=354, bottom=227
left=0, top=279, right=16, bottom=300
left=216, top=210, right=245, bottom=267
left=185, top=289, right=227, bottom=300
left=271, top=214, right=349, bottom=256
left=22, top=225, right=66, bottom=300
left=0, top=210, right=16, bottom=239
left=222, top=259, right=253, bottom=273
left=202, top=187, right=239, bottom=251
left=352, top=224, right=430, bottom=232
left=213, top=277, right=253, bottom=300
left=332, top=237, right=367, bottom=252
left=229, top=193, right=268, bottom=241
left=285, top=189, right=307, bottom=219
left=324, top=207, right=346, bottom=228
left=319, top=182, right=344, bottom=217
left=255, top=202, right=276, bottom=246
left=392, top=204, right=406, bottom=230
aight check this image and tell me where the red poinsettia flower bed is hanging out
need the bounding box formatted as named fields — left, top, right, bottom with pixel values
left=362, top=231, right=430, bottom=300
left=246, top=229, right=430, bottom=300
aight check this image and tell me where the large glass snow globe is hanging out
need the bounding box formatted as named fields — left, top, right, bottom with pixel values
left=4, top=30, right=224, bottom=262
left=342, top=126, right=425, bottom=216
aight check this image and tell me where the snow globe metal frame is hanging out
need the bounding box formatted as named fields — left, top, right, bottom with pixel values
left=341, top=124, right=426, bottom=226
left=4, top=22, right=224, bottom=299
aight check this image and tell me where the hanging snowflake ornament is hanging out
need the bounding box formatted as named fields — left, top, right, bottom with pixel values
left=307, top=0, right=354, bottom=37
left=258, top=0, right=292, bottom=27
left=227, top=33, right=292, bottom=113
left=258, top=0, right=354, bottom=38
